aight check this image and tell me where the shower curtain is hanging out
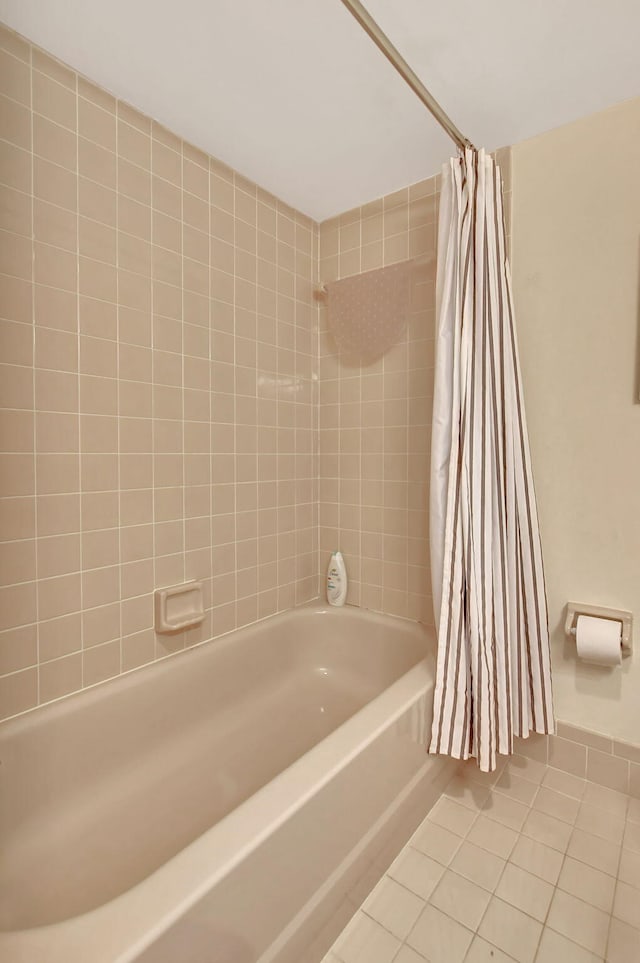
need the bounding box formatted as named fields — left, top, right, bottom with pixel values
left=429, top=148, right=554, bottom=772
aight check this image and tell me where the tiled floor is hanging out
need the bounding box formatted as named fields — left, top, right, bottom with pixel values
left=321, top=754, right=640, bottom=963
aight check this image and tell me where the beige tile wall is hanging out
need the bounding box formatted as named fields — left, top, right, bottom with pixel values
left=0, top=24, right=319, bottom=720
left=316, top=147, right=511, bottom=625
left=514, top=722, right=640, bottom=799
left=0, top=20, right=517, bottom=721
left=317, top=179, right=439, bottom=624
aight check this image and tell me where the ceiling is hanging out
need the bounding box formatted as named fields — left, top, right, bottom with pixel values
left=1, top=0, right=639, bottom=221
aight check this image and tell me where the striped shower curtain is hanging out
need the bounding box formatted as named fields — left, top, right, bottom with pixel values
left=429, top=148, right=554, bottom=772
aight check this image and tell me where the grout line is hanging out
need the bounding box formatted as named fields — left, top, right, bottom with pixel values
left=180, top=138, right=186, bottom=626
left=28, top=35, right=40, bottom=708
left=207, top=157, right=213, bottom=638
left=114, top=87, right=122, bottom=681
left=149, top=122, right=157, bottom=661
left=232, top=170, right=238, bottom=630
left=324, top=764, right=637, bottom=963
left=70, top=56, right=81, bottom=688
left=605, top=805, right=628, bottom=961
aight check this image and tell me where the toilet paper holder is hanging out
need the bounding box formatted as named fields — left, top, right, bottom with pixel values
left=564, top=602, right=633, bottom=657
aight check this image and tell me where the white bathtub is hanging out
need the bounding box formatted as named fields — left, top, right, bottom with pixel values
left=0, top=603, right=455, bottom=963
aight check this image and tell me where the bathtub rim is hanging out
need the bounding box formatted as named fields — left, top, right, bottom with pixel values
left=0, top=604, right=435, bottom=963
left=0, top=599, right=425, bottom=731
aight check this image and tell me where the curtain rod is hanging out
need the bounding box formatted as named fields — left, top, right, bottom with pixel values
left=339, top=0, right=475, bottom=152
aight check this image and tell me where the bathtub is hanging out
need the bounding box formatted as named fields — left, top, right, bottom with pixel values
left=0, top=602, right=455, bottom=963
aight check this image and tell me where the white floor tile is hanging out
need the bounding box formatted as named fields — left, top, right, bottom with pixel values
left=618, top=847, right=640, bottom=890
left=444, top=774, right=491, bottom=812
left=607, top=917, right=640, bottom=963
left=509, top=834, right=564, bottom=884
left=387, top=847, right=444, bottom=901
left=546, top=890, right=609, bottom=957
left=465, top=934, right=517, bottom=962
left=410, top=820, right=462, bottom=866
left=481, top=790, right=529, bottom=831
left=541, top=767, right=586, bottom=800
left=505, top=754, right=548, bottom=785
left=495, top=862, right=554, bottom=921
left=532, top=785, right=580, bottom=824
left=428, top=795, right=478, bottom=837
left=494, top=771, right=539, bottom=806
left=521, top=808, right=573, bottom=852
left=581, top=781, right=629, bottom=818
left=612, top=879, right=640, bottom=931
left=333, top=911, right=401, bottom=963
left=458, top=759, right=504, bottom=788
left=575, top=801, right=625, bottom=843
left=467, top=813, right=519, bottom=858
left=557, top=856, right=616, bottom=912
left=362, top=876, right=425, bottom=941
left=321, top=770, right=637, bottom=963
left=535, top=927, right=603, bottom=962
left=393, top=946, right=428, bottom=963
left=623, top=819, right=640, bottom=853
left=429, top=869, right=491, bottom=930
left=406, top=903, right=473, bottom=963
left=626, top=796, right=640, bottom=824
left=567, top=827, right=621, bottom=876
left=477, top=896, right=542, bottom=963
left=449, top=839, right=505, bottom=891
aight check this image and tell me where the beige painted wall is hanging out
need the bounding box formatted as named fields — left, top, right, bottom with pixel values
left=512, top=97, right=640, bottom=743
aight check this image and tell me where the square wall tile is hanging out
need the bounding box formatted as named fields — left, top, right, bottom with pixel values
left=0, top=24, right=321, bottom=717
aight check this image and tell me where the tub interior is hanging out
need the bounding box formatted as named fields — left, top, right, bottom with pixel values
left=0, top=606, right=428, bottom=931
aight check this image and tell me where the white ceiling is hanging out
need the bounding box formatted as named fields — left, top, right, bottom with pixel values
left=1, top=0, right=639, bottom=221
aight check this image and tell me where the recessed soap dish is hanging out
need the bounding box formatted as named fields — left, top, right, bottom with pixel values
left=154, top=581, right=204, bottom=633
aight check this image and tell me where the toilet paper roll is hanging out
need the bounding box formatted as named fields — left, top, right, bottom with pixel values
left=575, top=614, right=622, bottom=666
